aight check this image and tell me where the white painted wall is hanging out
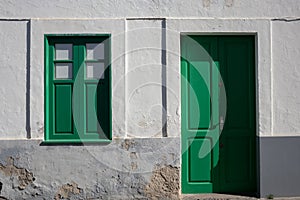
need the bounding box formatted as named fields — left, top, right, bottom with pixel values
left=0, top=0, right=299, bottom=18
left=126, top=20, right=163, bottom=138
left=272, top=20, right=300, bottom=136
left=0, top=1, right=299, bottom=139
left=0, top=21, right=27, bottom=139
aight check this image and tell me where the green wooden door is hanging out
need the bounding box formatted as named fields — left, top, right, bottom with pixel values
left=181, top=35, right=256, bottom=194
left=45, top=36, right=111, bottom=143
left=181, top=36, right=220, bottom=193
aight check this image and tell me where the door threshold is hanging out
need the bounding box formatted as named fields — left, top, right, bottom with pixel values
left=180, top=193, right=258, bottom=200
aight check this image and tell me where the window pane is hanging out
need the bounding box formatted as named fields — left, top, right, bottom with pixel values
left=55, top=44, right=72, bottom=60
left=86, top=43, right=104, bottom=60
left=86, top=62, right=105, bottom=79
left=55, top=63, right=72, bottom=79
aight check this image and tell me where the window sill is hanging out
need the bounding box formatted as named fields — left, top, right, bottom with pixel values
left=40, top=139, right=111, bottom=146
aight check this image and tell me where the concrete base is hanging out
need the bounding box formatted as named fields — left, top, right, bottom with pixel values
left=0, top=138, right=180, bottom=199
left=1, top=136, right=300, bottom=199
left=259, top=136, right=300, bottom=198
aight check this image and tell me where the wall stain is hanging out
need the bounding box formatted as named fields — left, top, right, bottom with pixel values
left=0, top=157, right=35, bottom=190
left=131, top=162, right=138, bottom=170
left=203, top=0, right=235, bottom=8
left=272, top=17, right=300, bottom=22
left=36, top=122, right=44, bottom=134
left=54, top=182, right=83, bottom=200
left=225, top=0, right=234, bottom=7
left=202, top=0, right=211, bottom=7
left=121, top=139, right=135, bottom=151
left=130, top=152, right=137, bottom=159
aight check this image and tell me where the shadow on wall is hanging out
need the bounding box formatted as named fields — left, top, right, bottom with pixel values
left=0, top=181, right=8, bottom=200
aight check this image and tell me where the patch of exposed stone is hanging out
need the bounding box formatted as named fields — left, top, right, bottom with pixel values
left=54, top=182, right=83, bottom=200
left=0, top=157, right=35, bottom=190
left=144, top=165, right=180, bottom=200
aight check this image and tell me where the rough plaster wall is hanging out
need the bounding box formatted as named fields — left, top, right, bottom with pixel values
left=126, top=20, right=164, bottom=138
left=0, top=21, right=27, bottom=139
left=0, top=138, right=180, bottom=199
left=272, top=20, right=300, bottom=136
left=0, top=0, right=299, bottom=18
left=165, top=23, right=181, bottom=138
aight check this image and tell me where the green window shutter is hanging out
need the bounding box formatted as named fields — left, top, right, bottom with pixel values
left=44, top=35, right=111, bottom=143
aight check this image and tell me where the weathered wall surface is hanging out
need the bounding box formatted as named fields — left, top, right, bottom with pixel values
left=0, top=0, right=299, bottom=18
left=272, top=20, right=300, bottom=136
left=0, top=21, right=27, bottom=139
left=258, top=19, right=300, bottom=198
left=0, top=138, right=180, bottom=199
left=126, top=20, right=164, bottom=138
left=0, top=0, right=300, bottom=198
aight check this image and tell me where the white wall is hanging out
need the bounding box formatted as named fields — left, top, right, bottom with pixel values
left=272, top=20, right=300, bottom=136
left=0, top=1, right=299, bottom=139
left=126, top=20, right=163, bottom=138
left=0, top=21, right=27, bottom=139
left=0, top=0, right=299, bottom=18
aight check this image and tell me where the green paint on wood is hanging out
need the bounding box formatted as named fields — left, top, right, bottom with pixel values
left=188, top=61, right=211, bottom=129
left=189, top=138, right=212, bottom=182
left=45, top=35, right=111, bottom=142
left=181, top=35, right=256, bottom=194
left=55, top=84, right=73, bottom=133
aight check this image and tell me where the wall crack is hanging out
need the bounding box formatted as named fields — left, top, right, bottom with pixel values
left=272, top=17, right=300, bottom=22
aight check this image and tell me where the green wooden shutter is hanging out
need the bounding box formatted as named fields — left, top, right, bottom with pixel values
left=45, top=35, right=111, bottom=143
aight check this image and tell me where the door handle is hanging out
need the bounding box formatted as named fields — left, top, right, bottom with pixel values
left=220, top=116, right=224, bottom=131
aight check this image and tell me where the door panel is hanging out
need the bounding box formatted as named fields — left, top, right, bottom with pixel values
left=55, top=84, right=73, bottom=133
left=86, top=83, right=98, bottom=133
left=189, top=138, right=212, bottom=182
left=188, top=61, right=211, bottom=129
left=181, top=36, right=220, bottom=193
left=219, top=37, right=256, bottom=193
left=224, top=136, right=251, bottom=182
left=181, top=35, right=256, bottom=194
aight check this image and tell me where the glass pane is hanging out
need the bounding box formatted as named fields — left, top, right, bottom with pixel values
left=86, top=43, right=104, bottom=60
left=86, top=62, right=105, bottom=79
left=55, top=44, right=72, bottom=60
left=55, top=63, right=72, bottom=79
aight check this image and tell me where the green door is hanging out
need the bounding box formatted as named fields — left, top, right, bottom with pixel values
left=181, top=35, right=256, bottom=194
